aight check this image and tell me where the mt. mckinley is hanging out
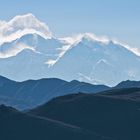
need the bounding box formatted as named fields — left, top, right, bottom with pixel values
left=0, top=13, right=140, bottom=86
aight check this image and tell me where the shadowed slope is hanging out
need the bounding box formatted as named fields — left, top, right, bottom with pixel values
left=0, top=104, right=106, bottom=140
left=30, top=89, right=140, bottom=140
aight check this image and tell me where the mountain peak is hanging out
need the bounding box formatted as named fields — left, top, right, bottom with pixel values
left=61, top=33, right=140, bottom=57
left=80, top=33, right=110, bottom=44
left=1, top=14, right=140, bottom=86
left=60, top=33, right=110, bottom=46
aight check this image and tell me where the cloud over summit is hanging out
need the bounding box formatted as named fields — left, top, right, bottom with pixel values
left=0, top=13, right=140, bottom=58
left=0, top=13, right=52, bottom=45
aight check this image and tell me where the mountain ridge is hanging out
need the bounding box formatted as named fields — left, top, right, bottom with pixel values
left=2, top=87, right=140, bottom=140
left=1, top=75, right=140, bottom=110
left=0, top=76, right=109, bottom=110
left=1, top=14, right=140, bottom=86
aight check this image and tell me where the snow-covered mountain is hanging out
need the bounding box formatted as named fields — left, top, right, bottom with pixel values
left=0, top=13, right=140, bottom=86
left=53, top=34, right=140, bottom=85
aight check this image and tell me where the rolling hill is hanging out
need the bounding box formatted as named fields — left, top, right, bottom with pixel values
left=30, top=88, right=140, bottom=140
left=0, top=104, right=102, bottom=140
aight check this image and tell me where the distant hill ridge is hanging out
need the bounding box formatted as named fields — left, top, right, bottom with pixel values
left=1, top=75, right=140, bottom=110
left=0, top=76, right=109, bottom=110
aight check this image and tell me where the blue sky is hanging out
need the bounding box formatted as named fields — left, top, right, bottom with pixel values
left=0, top=0, right=140, bottom=48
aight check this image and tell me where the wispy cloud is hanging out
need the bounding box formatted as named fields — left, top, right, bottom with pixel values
left=0, top=13, right=52, bottom=45
left=0, top=43, right=35, bottom=58
left=60, top=33, right=140, bottom=57
left=0, top=13, right=140, bottom=59
left=59, top=33, right=110, bottom=46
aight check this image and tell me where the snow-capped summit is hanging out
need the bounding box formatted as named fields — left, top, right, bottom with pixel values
left=0, top=13, right=52, bottom=45
left=0, top=13, right=140, bottom=86
left=60, top=33, right=110, bottom=47
left=60, top=33, right=140, bottom=57
left=52, top=34, right=140, bottom=86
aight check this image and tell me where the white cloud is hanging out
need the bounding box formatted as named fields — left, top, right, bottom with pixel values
left=0, top=13, right=52, bottom=45
left=59, top=33, right=110, bottom=46
left=54, top=33, right=140, bottom=70
left=60, top=33, right=140, bottom=57
left=0, top=13, right=140, bottom=60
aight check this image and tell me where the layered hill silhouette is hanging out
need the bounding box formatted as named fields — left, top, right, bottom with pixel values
left=1, top=85, right=140, bottom=139
left=0, top=76, right=109, bottom=110
left=30, top=88, right=140, bottom=140
left=1, top=75, right=140, bottom=110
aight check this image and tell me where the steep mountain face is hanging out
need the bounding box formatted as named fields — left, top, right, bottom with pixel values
left=0, top=105, right=99, bottom=140
left=52, top=36, right=140, bottom=85
left=0, top=33, right=66, bottom=80
left=0, top=76, right=109, bottom=110
left=30, top=89, right=140, bottom=140
left=0, top=14, right=140, bottom=86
